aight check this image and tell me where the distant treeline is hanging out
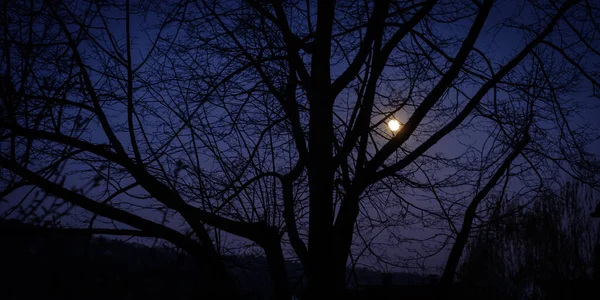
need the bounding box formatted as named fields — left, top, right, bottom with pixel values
left=0, top=219, right=427, bottom=299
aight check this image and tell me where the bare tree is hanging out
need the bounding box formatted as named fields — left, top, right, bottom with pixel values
left=458, top=181, right=600, bottom=298
left=1, top=0, right=600, bottom=298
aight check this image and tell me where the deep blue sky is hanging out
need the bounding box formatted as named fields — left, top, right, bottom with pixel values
left=2, top=0, right=599, bottom=275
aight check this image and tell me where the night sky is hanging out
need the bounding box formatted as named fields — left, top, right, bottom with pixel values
left=1, top=0, right=600, bottom=279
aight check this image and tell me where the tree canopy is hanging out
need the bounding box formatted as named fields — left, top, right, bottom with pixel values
left=1, top=0, right=600, bottom=298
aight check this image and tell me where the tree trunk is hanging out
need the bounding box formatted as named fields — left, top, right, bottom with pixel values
left=264, top=238, right=291, bottom=300
left=306, top=101, right=335, bottom=298
left=194, top=249, right=241, bottom=299
left=306, top=0, right=336, bottom=293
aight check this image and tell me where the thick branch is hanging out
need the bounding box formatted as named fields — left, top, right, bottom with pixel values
left=440, top=132, right=531, bottom=287
left=337, top=0, right=438, bottom=164
left=365, top=0, right=494, bottom=175
left=0, top=225, right=158, bottom=238
left=369, top=0, right=577, bottom=184
left=0, top=156, right=202, bottom=254
left=330, top=0, right=393, bottom=96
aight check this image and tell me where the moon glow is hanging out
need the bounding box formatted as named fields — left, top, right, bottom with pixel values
left=388, top=119, right=401, bottom=131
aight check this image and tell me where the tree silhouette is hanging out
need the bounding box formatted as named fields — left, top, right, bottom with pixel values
left=458, top=181, right=600, bottom=298
left=1, top=0, right=600, bottom=298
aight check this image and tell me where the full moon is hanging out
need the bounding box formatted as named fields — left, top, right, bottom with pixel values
left=388, top=119, right=401, bottom=131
